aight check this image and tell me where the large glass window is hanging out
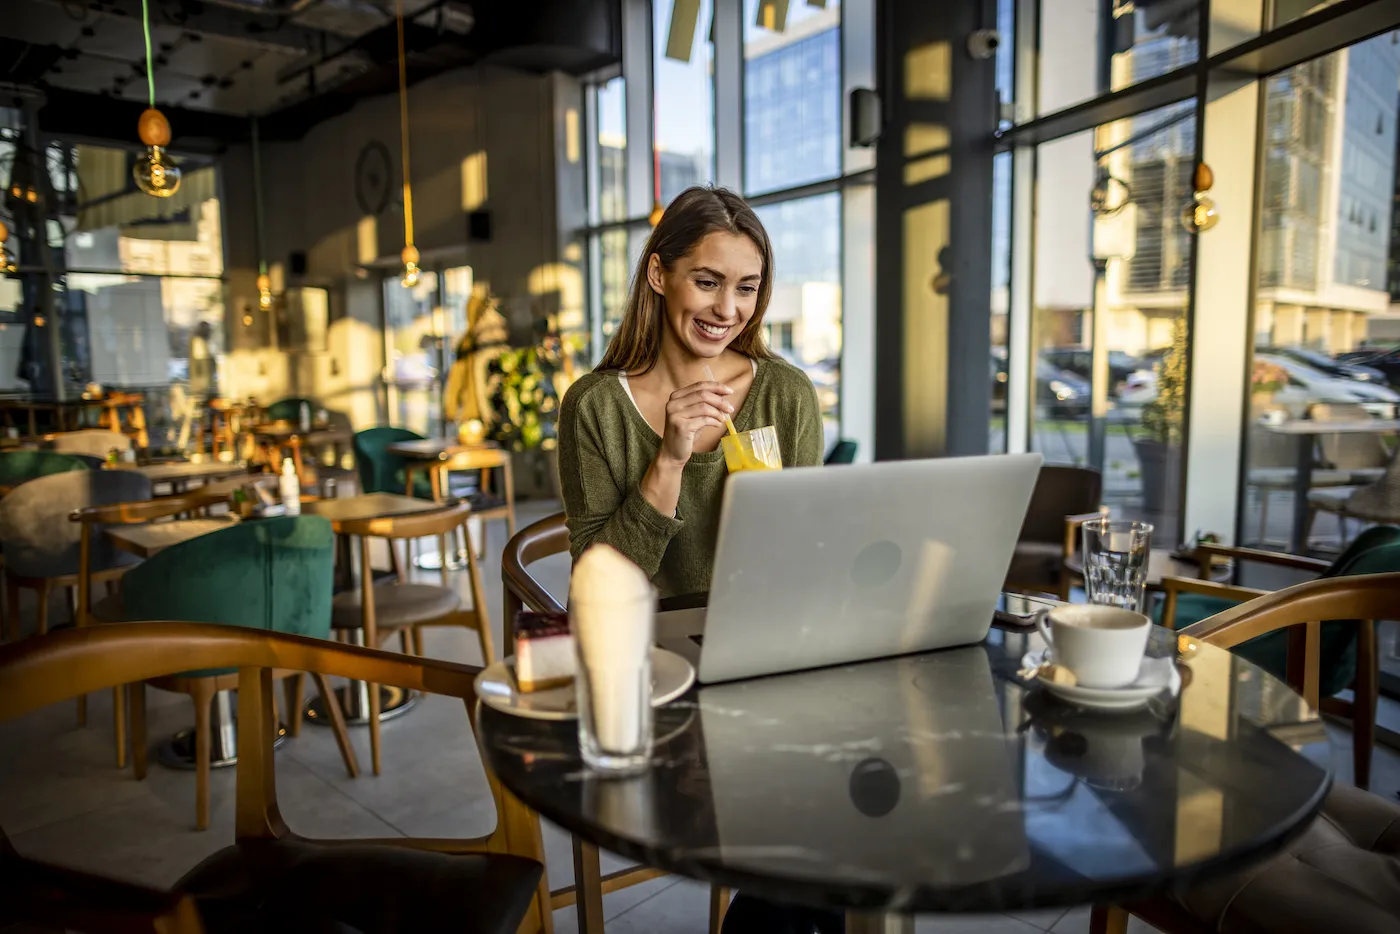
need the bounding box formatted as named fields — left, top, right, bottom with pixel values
left=595, top=76, right=628, bottom=222
left=1036, top=0, right=1199, bottom=118
left=1242, top=33, right=1400, bottom=555
left=742, top=0, right=842, bottom=196
left=754, top=193, right=842, bottom=449
left=1030, top=103, right=1197, bottom=538
left=990, top=151, right=1011, bottom=452
left=654, top=0, right=715, bottom=203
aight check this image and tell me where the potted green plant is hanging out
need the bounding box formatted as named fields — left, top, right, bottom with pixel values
left=485, top=327, right=580, bottom=499
left=1251, top=357, right=1288, bottom=411
left=1134, top=317, right=1186, bottom=515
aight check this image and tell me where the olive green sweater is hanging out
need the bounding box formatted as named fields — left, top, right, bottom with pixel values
left=558, top=357, right=824, bottom=597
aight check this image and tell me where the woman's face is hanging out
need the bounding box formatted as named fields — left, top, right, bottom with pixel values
left=648, top=231, right=763, bottom=361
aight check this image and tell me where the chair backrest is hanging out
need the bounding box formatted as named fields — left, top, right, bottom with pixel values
left=264, top=397, right=315, bottom=423
left=1249, top=425, right=1302, bottom=470
left=824, top=439, right=858, bottom=465
left=0, top=450, right=90, bottom=491
left=0, top=624, right=523, bottom=863
left=1181, top=572, right=1400, bottom=707
left=121, top=516, right=335, bottom=640
left=1311, top=404, right=1394, bottom=471
left=502, top=514, right=569, bottom=650
left=352, top=427, right=425, bottom=494
left=1017, top=465, right=1102, bottom=544
left=1325, top=525, right=1400, bottom=578
left=0, top=471, right=153, bottom=578
left=1342, top=452, right=1400, bottom=522
left=48, top=429, right=132, bottom=459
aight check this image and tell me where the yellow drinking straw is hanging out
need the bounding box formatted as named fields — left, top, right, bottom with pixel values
left=703, top=365, right=740, bottom=439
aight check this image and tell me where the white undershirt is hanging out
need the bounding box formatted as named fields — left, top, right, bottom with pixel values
left=617, top=357, right=757, bottom=419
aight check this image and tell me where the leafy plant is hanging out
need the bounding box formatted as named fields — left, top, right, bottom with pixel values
left=486, top=344, right=561, bottom=452
left=1251, top=358, right=1288, bottom=395
left=1140, top=316, right=1186, bottom=446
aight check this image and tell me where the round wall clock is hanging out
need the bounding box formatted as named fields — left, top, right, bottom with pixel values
left=354, top=140, right=393, bottom=216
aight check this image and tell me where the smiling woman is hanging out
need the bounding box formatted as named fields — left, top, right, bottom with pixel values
left=558, top=186, right=824, bottom=597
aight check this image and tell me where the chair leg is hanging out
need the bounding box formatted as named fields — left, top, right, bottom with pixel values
left=35, top=580, right=50, bottom=636
left=399, top=629, right=414, bottom=655
left=412, top=626, right=423, bottom=656
left=284, top=673, right=305, bottom=737
left=4, top=576, right=16, bottom=642
left=129, top=683, right=147, bottom=780
left=368, top=675, right=383, bottom=776
left=1354, top=620, right=1378, bottom=791
left=571, top=837, right=605, bottom=934
left=708, top=886, right=732, bottom=934
left=113, top=685, right=127, bottom=770
left=191, top=682, right=213, bottom=831
left=312, top=672, right=359, bottom=779
left=1090, top=905, right=1129, bottom=934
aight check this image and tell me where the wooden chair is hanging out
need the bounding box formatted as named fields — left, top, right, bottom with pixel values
left=1003, top=465, right=1105, bottom=600
left=333, top=502, right=494, bottom=775
left=1159, top=527, right=1400, bottom=789
left=1092, top=572, right=1400, bottom=934
left=0, top=624, right=547, bottom=934
left=405, top=445, right=519, bottom=560
left=502, top=514, right=730, bottom=934
left=70, top=487, right=232, bottom=769
left=112, top=517, right=358, bottom=830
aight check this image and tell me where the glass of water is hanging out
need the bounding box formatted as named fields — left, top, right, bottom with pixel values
left=1081, top=518, right=1153, bottom=612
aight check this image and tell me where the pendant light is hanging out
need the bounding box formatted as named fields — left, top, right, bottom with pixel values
left=394, top=0, right=420, bottom=288
left=648, top=104, right=665, bottom=227
left=1179, top=162, right=1218, bottom=233
left=251, top=116, right=273, bottom=311
left=0, top=219, right=15, bottom=273
left=134, top=0, right=181, bottom=197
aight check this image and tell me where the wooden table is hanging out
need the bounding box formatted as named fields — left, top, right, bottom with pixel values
left=1063, top=547, right=1231, bottom=596
left=388, top=439, right=515, bottom=568
left=1262, top=418, right=1400, bottom=553
left=256, top=423, right=354, bottom=476
left=106, top=517, right=240, bottom=559
left=117, top=460, right=248, bottom=495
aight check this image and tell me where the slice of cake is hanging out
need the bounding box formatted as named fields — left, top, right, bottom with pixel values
left=514, top=611, right=575, bottom=693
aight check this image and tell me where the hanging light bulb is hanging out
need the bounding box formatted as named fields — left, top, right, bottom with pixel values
left=0, top=220, right=14, bottom=274
left=393, top=0, right=420, bottom=292
left=256, top=272, right=273, bottom=310
left=1179, top=162, right=1218, bottom=234
left=648, top=200, right=665, bottom=227
left=135, top=108, right=182, bottom=198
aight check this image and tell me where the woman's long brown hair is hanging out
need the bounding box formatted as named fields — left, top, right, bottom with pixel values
left=596, top=186, right=776, bottom=376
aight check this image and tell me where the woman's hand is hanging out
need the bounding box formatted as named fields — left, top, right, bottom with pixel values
left=658, top=380, right=734, bottom=468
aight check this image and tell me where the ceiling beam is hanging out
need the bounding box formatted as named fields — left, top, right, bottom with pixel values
left=26, top=0, right=323, bottom=55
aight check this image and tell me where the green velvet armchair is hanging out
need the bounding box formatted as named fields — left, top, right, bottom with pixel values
left=352, top=427, right=434, bottom=498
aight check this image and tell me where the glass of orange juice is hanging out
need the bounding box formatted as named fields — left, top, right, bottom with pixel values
left=721, top=425, right=782, bottom=473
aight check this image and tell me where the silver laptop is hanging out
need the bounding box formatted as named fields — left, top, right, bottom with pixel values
left=657, top=453, right=1043, bottom=683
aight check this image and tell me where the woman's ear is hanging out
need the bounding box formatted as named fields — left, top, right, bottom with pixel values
left=646, top=253, right=664, bottom=296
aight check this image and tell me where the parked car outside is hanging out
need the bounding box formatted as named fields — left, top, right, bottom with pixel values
left=991, top=350, right=1091, bottom=418
left=1038, top=347, right=1142, bottom=396
left=1338, top=347, right=1400, bottom=387
left=1264, top=346, right=1388, bottom=386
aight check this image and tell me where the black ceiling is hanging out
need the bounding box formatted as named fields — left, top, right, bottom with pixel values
left=2, top=0, right=621, bottom=153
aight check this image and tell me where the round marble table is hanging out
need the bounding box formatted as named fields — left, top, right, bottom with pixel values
left=479, top=625, right=1332, bottom=929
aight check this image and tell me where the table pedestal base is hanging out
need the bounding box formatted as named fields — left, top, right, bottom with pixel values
left=845, top=913, right=914, bottom=934
left=304, top=684, right=416, bottom=726
left=413, top=548, right=469, bottom=571
left=157, top=689, right=288, bottom=770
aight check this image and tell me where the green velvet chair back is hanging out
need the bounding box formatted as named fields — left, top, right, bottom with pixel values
left=825, top=440, right=858, bottom=465
left=352, top=427, right=426, bottom=496
left=265, top=397, right=316, bottom=423
left=121, top=516, right=336, bottom=678
left=0, top=451, right=90, bottom=489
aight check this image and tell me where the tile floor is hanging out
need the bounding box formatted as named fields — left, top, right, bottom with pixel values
left=2, top=497, right=1396, bottom=933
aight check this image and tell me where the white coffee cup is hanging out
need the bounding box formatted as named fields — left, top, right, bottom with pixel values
left=1036, top=604, right=1150, bottom=689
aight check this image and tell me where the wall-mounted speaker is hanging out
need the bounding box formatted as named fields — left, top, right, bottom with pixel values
left=468, top=210, right=492, bottom=242
left=289, top=251, right=308, bottom=275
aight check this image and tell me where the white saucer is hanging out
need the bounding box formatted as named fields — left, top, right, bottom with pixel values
left=1022, top=650, right=1181, bottom=713
left=475, top=648, right=696, bottom=721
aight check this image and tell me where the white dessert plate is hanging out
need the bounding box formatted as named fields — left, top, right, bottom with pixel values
left=1021, top=649, right=1181, bottom=713
left=475, top=648, right=696, bottom=721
